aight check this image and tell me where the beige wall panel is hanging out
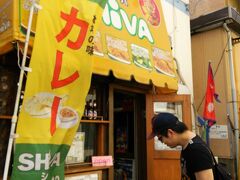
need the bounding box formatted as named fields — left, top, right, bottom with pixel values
left=189, top=0, right=226, bottom=19
left=190, top=0, right=240, bottom=20
left=192, top=28, right=232, bottom=157
left=191, top=33, right=207, bottom=107
left=228, top=0, right=240, bottom=10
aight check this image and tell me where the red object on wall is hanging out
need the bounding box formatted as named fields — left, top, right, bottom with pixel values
left=203, top=63, right=220, bottom=126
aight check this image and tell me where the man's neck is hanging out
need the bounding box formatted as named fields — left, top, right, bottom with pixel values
left=180, top=131, right=196, bottom=149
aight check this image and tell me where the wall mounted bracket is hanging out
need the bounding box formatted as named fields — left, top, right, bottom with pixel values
left=232, top=37, right=240, bottom=45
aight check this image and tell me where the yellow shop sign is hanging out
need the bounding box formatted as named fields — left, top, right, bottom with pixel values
left=103, top=0, right=154, bottom=43
left=93, top=0, right=178, bottom=90
left=0, top=0, right=177, bottom=90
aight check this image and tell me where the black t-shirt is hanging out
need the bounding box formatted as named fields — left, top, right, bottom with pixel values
left=181, top=135, right=214, bottom=180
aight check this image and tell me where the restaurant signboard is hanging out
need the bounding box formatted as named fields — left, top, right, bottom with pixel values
left=93, top=0, right=178, bottom=89
left=0, top=0, right=177, bottom=90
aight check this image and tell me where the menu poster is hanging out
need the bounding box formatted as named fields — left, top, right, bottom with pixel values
left=66, top=132, right=85, bottom=164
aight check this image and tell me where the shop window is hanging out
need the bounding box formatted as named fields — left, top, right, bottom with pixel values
left=65, top=79, right=110, bottom=173
left=153, top=101, right=183, bottom=151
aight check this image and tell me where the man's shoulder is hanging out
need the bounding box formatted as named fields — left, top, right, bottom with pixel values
left=191, top=135, right=205, bottom=143
left=184, top=136, right=209, bottom=153
left=190, top=135, right=207, bottom=147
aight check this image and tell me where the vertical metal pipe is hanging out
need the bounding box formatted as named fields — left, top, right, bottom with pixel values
left=3, top=2, right=36, bottom=180
left=223, top=23, right=239, bottom=180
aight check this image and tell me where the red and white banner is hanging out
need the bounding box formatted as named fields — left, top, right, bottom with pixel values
left=203, top=63, right=220, bottom=126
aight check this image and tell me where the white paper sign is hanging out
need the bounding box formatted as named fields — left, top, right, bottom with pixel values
left=209, top=125, right=228, bottom=139
left=66, top=132, right=85, bottom=163
left=65, top=173, right=98, bottom=180
left=153, top=102, right=167, bottom=113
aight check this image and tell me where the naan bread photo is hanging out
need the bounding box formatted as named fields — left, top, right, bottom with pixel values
left=24, top=92, right=55, bottom=118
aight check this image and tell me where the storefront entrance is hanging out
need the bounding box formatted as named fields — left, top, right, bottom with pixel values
left=146, top=94, right=192, bottom=180
left=113, top=90, right=146, bottom=180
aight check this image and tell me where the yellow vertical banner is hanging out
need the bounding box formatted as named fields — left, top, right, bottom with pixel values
left=11, top=0, right=106, bottom=179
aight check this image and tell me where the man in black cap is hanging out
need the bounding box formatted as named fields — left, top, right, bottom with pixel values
left=148, top=112, right=214, bottom=180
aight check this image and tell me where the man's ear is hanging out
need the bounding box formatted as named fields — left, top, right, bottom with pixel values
left=167, top=129, right=175, bottom=137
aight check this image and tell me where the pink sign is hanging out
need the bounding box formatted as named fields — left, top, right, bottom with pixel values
left=92, top=156, right=113, bottom=166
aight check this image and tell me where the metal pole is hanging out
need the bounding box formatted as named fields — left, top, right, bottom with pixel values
left=223, top=23, right=239, bottom=180
left=3, top=2, right=36, bottom=180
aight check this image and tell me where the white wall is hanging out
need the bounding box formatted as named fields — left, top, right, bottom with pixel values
left=161, top=0, right=195, bottom=129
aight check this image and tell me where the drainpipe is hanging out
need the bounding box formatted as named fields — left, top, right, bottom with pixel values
left=223, top=23, right=239, bottom=180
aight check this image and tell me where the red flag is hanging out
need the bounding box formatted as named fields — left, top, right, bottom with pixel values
left=203, top=63, right=220, bottom=126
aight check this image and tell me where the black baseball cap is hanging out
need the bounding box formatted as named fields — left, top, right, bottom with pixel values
left=147, top=112, right=180, bottom=140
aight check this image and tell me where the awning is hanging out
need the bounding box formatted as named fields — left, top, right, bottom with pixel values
left=0, top=0, right=14, bottom=54
left=92, top=0, right=178, bottom=90
left=0, top=0, right=36, bottom=54
left=0, top=0, right=178, bottom=91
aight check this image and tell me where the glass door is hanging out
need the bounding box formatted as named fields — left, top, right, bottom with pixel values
left=146, top=94, right=192, bottom=180
left=112, top=88, right=146, bottom=180
left=114, top=91, right=135, bottom=180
